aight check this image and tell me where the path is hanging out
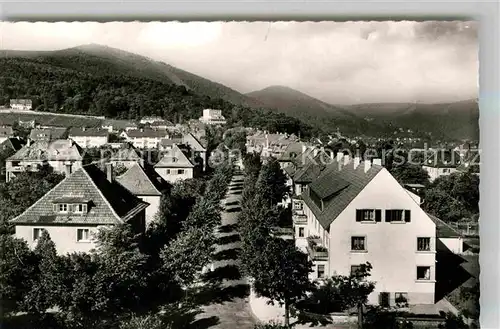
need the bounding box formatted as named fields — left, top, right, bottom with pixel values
left=194, top=169, right=257, bottom=329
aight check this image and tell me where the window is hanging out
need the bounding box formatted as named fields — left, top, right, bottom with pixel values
left=298, top=227, right=305, bottom=237
left=351, top=265, right=362, bottom=276
left=356, top=209, right=381, bottom=222
left=416, top=266, right=431, bottom=280
left=166, top=169, right=171, bottom=174
left=74, top=204, right=88, bottom=213
left=178, top=169, right=185, bottom=175
left=385, top=209, right=411, bottom=222
left=317, top=265, right=325, bottom=278
left=351, top=236, right=366, bottom=251
left=417, top=237, right=431, bottom=251
left=77, top=229, right=91, bottom=242
left=58, top=204, right=68, bottom=213
left=395, top=292, right=409, bottom=305
left=294, top=201, right=303, bottom=210
left=33, top=228, right=45, bottom=241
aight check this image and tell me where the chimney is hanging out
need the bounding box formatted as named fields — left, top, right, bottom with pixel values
left=364, top=159, right=371, bottom=173
left=344, top=154, right=351, bottom=166
left=82, top=127, right=86, bottom=131
left=302, top=143, right=307, bottom=154
left=27, top=139, right=31, bottom=147
left=64, top=162, right=72, bottom=177
left=373, top=158, right=382, bottom=166
left=336, top=151, right=344, bottom=163
left=106, top=163, right=113, bottom=182
left=353, top=156, right=361, bottom=169
left=313, top=146, right=319, bottom=157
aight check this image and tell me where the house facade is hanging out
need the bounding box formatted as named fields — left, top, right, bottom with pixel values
left=29, top=128, right=68, bottom=142
left=199, top=109, right=226, bottom=125
left=422, top=150, right=462, bottom=182
left=10, top=99, right=32, bottom=110
left=120, top=129, right=169, bottom=149
left=10, top=164, right=149, bottom=255
left=69, top=127, right=110, bottom=148
left=182, top=132, right=207, bottom=172
left=294, top=158, right=436, bottom=306
left=5, top=139, right=87, bottom=182
left=154, top=144, right=194, bottom=183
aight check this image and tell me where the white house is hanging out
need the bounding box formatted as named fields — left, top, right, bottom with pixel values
left=422, top=150, right=462, bottom=182
left=295, top=157, right=436, bottom=307
left=154, top=144, right=194, bottom=183
left=10, top=99, right=32, bottom=111
left=116, top=163, right=167, bottom=226
left=69, top=127, right=109, bottom=148
left=140, top=116, right=164, bottom=124
left=120, top=129, right=169, bottom=149
left=10, top=164, right=148, bottom=255
left=199, top=109, right=226, bottom=125
left=5, top=139, right=87, bottom=182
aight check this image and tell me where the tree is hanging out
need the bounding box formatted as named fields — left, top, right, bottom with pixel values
left=390, top=163, right=430, bottom=186
left=243, top=152, right=262, bottom=181
left=252, top=238, right=314, bottom=327
left=255, top=158, right=289, bottom=206
left=0, top=235, right=37, bottom=317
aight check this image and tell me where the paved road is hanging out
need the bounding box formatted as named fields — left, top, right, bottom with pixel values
left=194, top=171, right=257, bottom=329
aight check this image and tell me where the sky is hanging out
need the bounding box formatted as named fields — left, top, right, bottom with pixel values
left=0, top=21, right=478, bottom=104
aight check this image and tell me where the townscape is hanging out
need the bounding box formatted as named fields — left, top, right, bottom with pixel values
left=0, top=21, right=479, bottom=329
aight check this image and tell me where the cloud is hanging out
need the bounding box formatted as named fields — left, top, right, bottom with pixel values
left=0, top=21, right=478, bottom=104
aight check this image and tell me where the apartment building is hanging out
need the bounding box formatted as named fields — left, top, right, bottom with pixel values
left=69, top=127, right=110, bottom=148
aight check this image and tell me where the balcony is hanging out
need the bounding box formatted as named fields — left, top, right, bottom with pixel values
left=306, top=236, right=328, bottom=261
left=293, top=213, right=307, bottom=225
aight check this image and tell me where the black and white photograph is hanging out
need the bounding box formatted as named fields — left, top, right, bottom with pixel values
left=0, top=21, right=479, bottom=329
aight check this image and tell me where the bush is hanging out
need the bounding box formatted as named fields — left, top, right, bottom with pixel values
left=254, top=321, right=288, bottom=329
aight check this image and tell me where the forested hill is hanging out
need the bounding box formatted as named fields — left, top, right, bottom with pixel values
left=0, top=48, right=316, bottom=137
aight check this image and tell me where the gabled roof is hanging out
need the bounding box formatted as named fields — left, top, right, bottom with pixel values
left=0, top=137, right=24, bottom=152
left=154, top=145, right=194, bottom=168
left=29, top=128, right=68, bottom=141
left=182, top=133, right=206, bottom=152
left=108, top=146, right=142, bottom=161
left=302, top=160, right=383, bottom=230
left=10, top=164, right=149, bottom=225
left=116, top=163, right=164, bottom=196
left=160, top=137, right=183, bottom=148
left=427, top=213, right=462, bottom=238
left=8, top=139, right=84, bottom=161
left=151, top=120, right=174, bottom=127
left=69, top=127, right=109, bottom=137
left=278, top=142, right=304, bottom=162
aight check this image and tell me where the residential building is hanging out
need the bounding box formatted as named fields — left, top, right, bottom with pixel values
left=120, top=128, right=169, bottom=149
left=140, top=116, right=164, bottom=124
left=182, top=132, right=207, bottom=172
left=159, top=137, right=183, bottom=151
left=0, top=126, right=14, bottom=144
left=29, top=127, right=68, bottom=142
left=294, top=157, right=436, bottom=306
left=116, top=163, right=167, bottom=226
left=0, top=137, right=25, bottom=153
left=422, top=150, right=462, bottom=182
left=246, top=131, right=299, bottom=158
left=150, top=120, right=174, bottom=130
left=199, top=109, right=226, bottom=125
left=5, top=139, right=87, bottom=182
left=154, top=144, right=195, bottom=183
left=10, top=164, right=148, bottom=255
left=69, top=127, right=110, bottom=148
left=104, top=144, right=144, bottom=169
left=10, top=99, right=32, bottom=110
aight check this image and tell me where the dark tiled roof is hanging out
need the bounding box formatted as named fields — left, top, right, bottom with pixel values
left=125, top=129, right=169, bottom=138
left=0, top=137, right=25, bottom=152
left=154, top=145, right=194, bottom=168
left=183, top=133, right=206, bottom=152
left=151, top=120, right=174, bottom=127
left=29, top=128, right=68, bottom=141
left=10, top=99, right=32, bottom=106
left=116, top=163, right=163, bottom=196
left=160, top=138, right=183, bottom=147
left=8, top=140, right=84, bottom=161
left=302, top=160, right=383, bottom=230
left=427, top=213, right=462, bottom=238
left=278, top=142, right=305, bottom=162
left=108, top=146, right=142, bottom=161
left=69, top=127, right=109, bottom=137
left=10, top=164, right=148, bottom=225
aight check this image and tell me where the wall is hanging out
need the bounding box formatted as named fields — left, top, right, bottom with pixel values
left=326, top=169, right=436, bottom=305
left=70, top=136, right=108, bottom=148
left=155, top=167, right=193, bottom=183
left=439, top=237, right=463, bottom=254
left=139, top=195, right=161, bottom=227
left=15, top=224, right=104, bottom=255
left=422, top=166, right=458, bottom=182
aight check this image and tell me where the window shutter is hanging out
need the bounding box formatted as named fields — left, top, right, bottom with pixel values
left=375, top=209, right=381, bottom=222
left=77, top=229, right=82, bottom=241
left=385, top=210, right=392, bottom=222
left=53, top=204, right=57, bottom=212
left=405, top=210, right=411, bottom=222
left=356, top=210, right=363, bottom=222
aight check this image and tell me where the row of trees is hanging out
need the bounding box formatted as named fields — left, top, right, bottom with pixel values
left=0, top=161, right=234, bottom=328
